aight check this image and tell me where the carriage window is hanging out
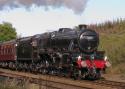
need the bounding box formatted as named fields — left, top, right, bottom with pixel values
left=10, top=48, right=12, bottom=54
left=7, top=47, right=8, bottom=54
left=3, top=47, right=5, bottom=54
left=9, top=48, right=12, bottom=55
left=11, top=46, right=14, bottom=54
left=2, top=47, right=4, bottom=55
left=10, top=47, right=12, bottom=54
left=8, top=48, right=10, bottom=54
left=5, top=47, right=7, bottom=55
left=5, top=48, right=7, bottom=54
left=1, top=47, right=2, bottom=55
left=4, top=47, right=6, bottom=54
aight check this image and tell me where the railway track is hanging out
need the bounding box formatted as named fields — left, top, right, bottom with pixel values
left=89, top=80, right=125, bottom=89
left=94, top=80, right=125, bottom=89
left=0, top=68, right=93, bottom=89
left=0, top=68, right=125, bottom=89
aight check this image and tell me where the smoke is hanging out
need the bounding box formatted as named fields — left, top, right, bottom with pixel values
left=0, top=0, right=89, bottom=14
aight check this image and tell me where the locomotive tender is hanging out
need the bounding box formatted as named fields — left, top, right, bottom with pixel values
left=0, top=25, right=110, bottom=79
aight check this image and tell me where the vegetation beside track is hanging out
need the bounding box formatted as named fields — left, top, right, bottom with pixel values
left=90, top=19, right=125, bottom=74
left=0, top=82, right=22, bottom=89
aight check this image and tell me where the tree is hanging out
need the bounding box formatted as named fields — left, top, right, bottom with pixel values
left=0, top=22, right=17, bottom=42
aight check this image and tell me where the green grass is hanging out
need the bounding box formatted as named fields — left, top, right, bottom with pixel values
left=0, top=84, right=20, bottom=89
left=99, top=34, right=125, bottom=74
left=0, top=79, right=24, bottom=89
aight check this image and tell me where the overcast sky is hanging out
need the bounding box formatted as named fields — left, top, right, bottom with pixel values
left=0, top=0, right=125, bottom=36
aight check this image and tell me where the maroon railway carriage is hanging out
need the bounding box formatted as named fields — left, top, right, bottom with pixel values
left=0, top=40, right=16, bottom=67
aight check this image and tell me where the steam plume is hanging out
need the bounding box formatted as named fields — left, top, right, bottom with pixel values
left=0, top=0, right=89, bottom=14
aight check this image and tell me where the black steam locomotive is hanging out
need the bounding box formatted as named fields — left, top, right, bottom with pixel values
left=0, top=25, right=110, bottom=79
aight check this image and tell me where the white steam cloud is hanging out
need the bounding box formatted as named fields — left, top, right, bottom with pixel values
left=0, top=0, right=89, bottom=14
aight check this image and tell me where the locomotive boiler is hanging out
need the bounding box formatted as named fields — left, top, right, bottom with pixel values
left=0, top=25, right=110, bottom=80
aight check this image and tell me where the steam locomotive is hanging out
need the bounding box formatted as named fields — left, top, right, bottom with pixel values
left=0, top=25, right=110, bottom=79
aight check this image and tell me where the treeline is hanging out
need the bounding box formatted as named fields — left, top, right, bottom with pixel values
left=89, top=18, right=125, bottom=34
left=0, top=22, right=17, bottom=42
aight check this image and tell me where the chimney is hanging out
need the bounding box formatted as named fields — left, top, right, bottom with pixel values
left=79, top=24, right=87, bottom=29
